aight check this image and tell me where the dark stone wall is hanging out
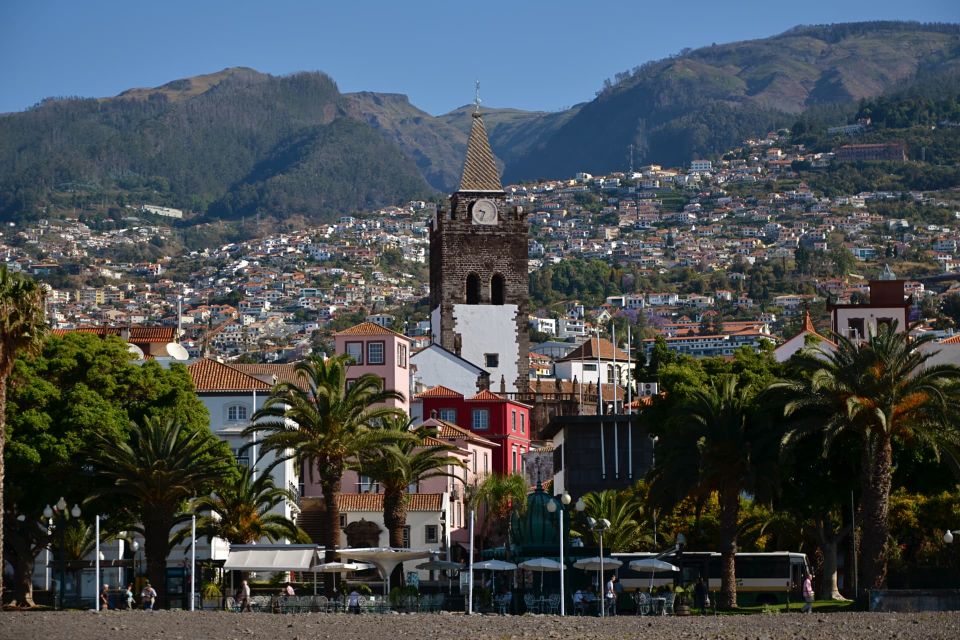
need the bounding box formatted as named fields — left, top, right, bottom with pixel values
left=429, top=191, right=530, bottom=389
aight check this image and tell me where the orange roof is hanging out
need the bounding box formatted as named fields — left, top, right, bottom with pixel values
left=230, top=363, right=305, bottom=389
left=556, top=337, right=630, bottom=363
left=187, top=358, right=273, bottom=392
left=334, top=321, right=409, bottom=340
left=422, top=417, right=499, bottom=448
left=336, top=493, right=443, bottom=512
left=415, top=385, right=464, bottom=399
left=466, top=389, right=507, bottom=402
left=940, top=334, right=960, bottom=344
left=52, top=326, right=176, bottom=344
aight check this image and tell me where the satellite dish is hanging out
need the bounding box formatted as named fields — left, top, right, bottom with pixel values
left=164, top=343, right=189, bottom=360
left=127, top=343, right=145, bottom=359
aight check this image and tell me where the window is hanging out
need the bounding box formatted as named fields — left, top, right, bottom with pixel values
left=232, top=447, right=250, bottom=468
left=848, top=318, right=865, bottom=340
left=407, top=480, right=419, bottom=494
left=466, top=273, right=480, bottom=304
left=583, top=363, right=597, bottom=372
left=485, top=353, right=499, bottom=368
left=607, top=364, right=615, bottom=384
left=345, top=341, right=363, bottom=364
left=520, top=448, right=525, bottom=474
left=346, top=378, right=357, bottom=390
left=483, top=453, right=488, bottom=474
left=402, top=525, right=411, bottom=548
left=472, top=451, right=477, bottom=474
left=356, top=475, right=380, bottom=493
left=339, top=513, right=347, bottom=528
left=227, top=404, right=248, bottom=421
left=520, top=413, right=525, bottom=434
left=512, top=410, right=517, bottom=432
left=367, top=341, right=385, bottom=365
left=397, top=343, right=407, bottom=368
left=425, top=525, right=439, bottom=544
left=491, top=273, right=505, bottom=305
left=439, top=408, right=457, bottom=422
left=512, top=447, right=517, bottom=473
left=472, top=409, right=489, bottom=430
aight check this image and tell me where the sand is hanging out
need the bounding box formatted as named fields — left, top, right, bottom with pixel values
left=1, top=610, right=958, bottom=640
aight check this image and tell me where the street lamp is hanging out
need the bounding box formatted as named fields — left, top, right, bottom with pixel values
left=944, top=530, right=956, bottom=544
left=585, top=513, right=611, bottom=618
left=546, top=491, right=572, bottom=615
left=43, top=497, right=81, bottom=610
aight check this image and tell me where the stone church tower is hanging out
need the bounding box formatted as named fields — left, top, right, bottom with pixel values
left=429, top=108, right=529, bottom=392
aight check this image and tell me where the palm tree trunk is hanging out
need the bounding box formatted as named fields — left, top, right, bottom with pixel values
left=383, top=488, right=407, bottom=547
left=10, top=551, right=36, bottom=607
left=144, top=517, right=172, bottom=609
left=814, top=513, right=849, bottom=600
left=718, top=487, right=739, bottom=609
left=321, top=475, right=342, bottom=596
left=861, top=435, right=893, bottom=590
left=0, top=374, right=7, bottom=605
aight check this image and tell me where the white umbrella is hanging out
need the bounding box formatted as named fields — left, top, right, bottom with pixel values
left=416, top=559, right=464, bottom=594
left=572, top=557, right=622, bottom=571
left=314, top=561, right=374, bottom=593
left=628, top=559, right=678, bottom=573
left=519, top=557, right=562, bottom=594
left=472, top=559, right=517, bottom=595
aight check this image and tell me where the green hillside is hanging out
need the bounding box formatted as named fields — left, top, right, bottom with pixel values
left=0, top=68, right=431, bottom=222
left=504, top=21, right=960, bottom=181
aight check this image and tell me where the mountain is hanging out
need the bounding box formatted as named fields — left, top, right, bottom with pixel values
left=503, top=21, right=960, bottom=182
left=0, top=68, right=431, bottom=222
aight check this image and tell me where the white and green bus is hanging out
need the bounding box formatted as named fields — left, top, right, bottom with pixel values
left=614, top=551, right=810, bottom=606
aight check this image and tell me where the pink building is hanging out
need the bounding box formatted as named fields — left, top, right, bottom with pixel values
left=334, top=321, right=411, bottom=413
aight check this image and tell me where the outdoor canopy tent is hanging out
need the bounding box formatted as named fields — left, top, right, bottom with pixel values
left=223, top=544, right=324, bottom=572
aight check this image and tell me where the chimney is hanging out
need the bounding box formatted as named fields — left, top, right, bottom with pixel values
left=431, top=409, right=438, bottom=419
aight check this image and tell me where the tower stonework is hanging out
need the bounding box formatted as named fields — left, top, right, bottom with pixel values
left=429, top=111, right=529, bottom=392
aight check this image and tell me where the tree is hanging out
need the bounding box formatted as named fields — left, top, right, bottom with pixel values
left=469, top=473, right=528, bottom=556
left=242, top=353, right=404, bottom=593
left=87, top=416, right=234, bottom=608
left=570, top=489, right=652, bottom=552
left=779, top=323, right=960, bottom=590
left=356, top=415, right=464, bottom=548
left=647, top=375, right=779, bottom=609
left=192, top=465, right=308, bottom=546
left=0, top=266, right=46, bottom=602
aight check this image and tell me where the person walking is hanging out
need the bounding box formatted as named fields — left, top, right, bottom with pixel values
left=605, top=574, right=617, bottom=616
left=124, top=583, right=135, bottom=610
left=801, top=572, right=814, bottom=613
left=239, top=579, right=252, bottom=612
left=141, top=581, right=157, bottom=610
left=99, top=584, right=110, bottom=610
left=694, top=577, right=709, bottom=615
left=348, top=588, right=361, bottom=615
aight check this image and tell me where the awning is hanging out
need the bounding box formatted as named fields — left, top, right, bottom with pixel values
left=223, top=544, right=323, bottom=571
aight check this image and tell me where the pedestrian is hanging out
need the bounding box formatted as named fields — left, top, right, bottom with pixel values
left=124, top=583, right=135, bottom=610
left=99, top=584, right=110, bottom=610
left=348, top=588, right=361, bottom=615
left=693, top=576, right=708, bottom=615
left=284, top=582, right=295, bottom=597
left=801, top=571, right=814, bottom=613
left=141, top=581, right=157, bottom=610
left=239, top=579, right=252, bottom=612
left=605, top=574, right=617, bottom=616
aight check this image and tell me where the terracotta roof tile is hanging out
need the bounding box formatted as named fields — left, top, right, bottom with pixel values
left=230, top=363, right=306, bottom=390
left=556, top=337, right=630, bottom=363
left=466, top=389, right=506, bottom=402
left=187, top=358, right=273, bottom=392
left=336, top=493, right=443, bottom=512
left=421, top=417, right=499, bottom=448
left=415, top=385, right=464, bottom=399
left=941, top=334, right=960, bottom=344
left=334, top=321, right=409, bottom=340
left=51, top=326, right=176, bottom=344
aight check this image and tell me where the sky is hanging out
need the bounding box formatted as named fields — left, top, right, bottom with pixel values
left=1, top=0, right=956, bottom=116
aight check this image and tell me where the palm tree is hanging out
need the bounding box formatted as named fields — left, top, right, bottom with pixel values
left=356, top=415, right=465, bottom=547
left=242, top=354, right=404, bottom=591
left=87, top=416, right=233, bottom=608
left=648, top=374, right=779, bottom=609
left=192, top=465, right=309, bottom=545
left=468, top=473, right=528, bottom=557
left=0, top=266, right=47, bottom=599
left=779, top=323, right=960, bottom=590
left=570, top=490, right=652, bottom=552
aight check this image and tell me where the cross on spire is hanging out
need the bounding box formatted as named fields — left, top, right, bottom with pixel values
left=474, top=79, right=481, bottom=114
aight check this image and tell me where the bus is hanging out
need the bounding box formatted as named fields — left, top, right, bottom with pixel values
left=613, top=551, right=810, bottom=606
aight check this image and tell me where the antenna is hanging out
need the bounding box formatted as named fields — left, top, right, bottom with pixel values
left=474, top=80, right=481, bottom=113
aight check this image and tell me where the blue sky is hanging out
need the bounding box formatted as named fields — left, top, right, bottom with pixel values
left=1, top=0, right=956, bottom=115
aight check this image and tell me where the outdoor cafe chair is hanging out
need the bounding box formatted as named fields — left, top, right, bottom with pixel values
left=547, top=593, right=560, bottom=614
left=523, top=593, right=538, bottom=614
left=663, top=592, right=675, bottom=615
left=633, top=591, right=650, bottom=616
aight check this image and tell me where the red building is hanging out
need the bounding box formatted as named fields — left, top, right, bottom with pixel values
left=417, top=385, right=532, bottom=477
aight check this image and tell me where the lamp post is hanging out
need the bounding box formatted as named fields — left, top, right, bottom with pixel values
left=546, top=491, right=572, bottom=615
left=583, top=509, right=611, bottom=618
left=43, top=497, right=81, bottom=610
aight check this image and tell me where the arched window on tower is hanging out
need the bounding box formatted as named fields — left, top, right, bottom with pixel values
left=466, top=273, right=481, bottom=304
left=491, top=273, right=505, bottom=305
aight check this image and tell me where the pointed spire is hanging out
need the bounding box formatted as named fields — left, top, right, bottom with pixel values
left=458, top=110, right=502, bottom=192
left=803, top=310, right=816, bottom=333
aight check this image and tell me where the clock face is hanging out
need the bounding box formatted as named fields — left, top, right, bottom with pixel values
left=472, top=199, right=498, bottom=225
